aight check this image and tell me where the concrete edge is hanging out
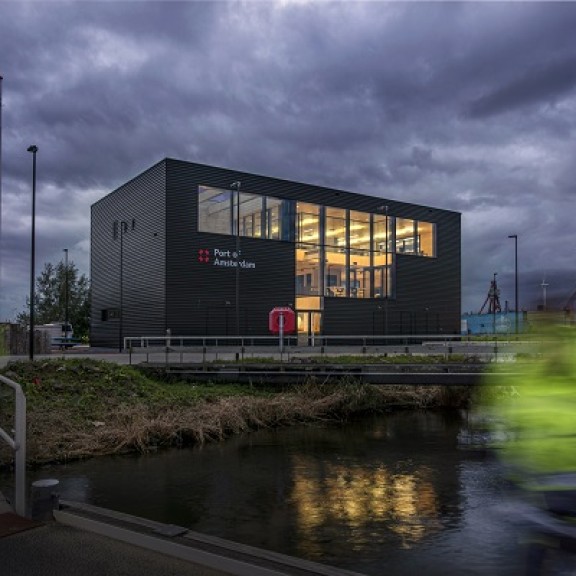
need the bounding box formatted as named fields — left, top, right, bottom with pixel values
left=54, top=508, right=282, bottom=576
left=56, top=501, right=367, bottom=576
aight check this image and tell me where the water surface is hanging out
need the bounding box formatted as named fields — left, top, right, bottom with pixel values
left=28, top=411, right=524, bottom=575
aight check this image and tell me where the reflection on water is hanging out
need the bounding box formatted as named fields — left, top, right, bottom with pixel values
left=22, top=411, right=524, bottom=575
left=291, top=456, right=441, bottom=556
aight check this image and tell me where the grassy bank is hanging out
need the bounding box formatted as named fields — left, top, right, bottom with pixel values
left=0, top=358, right=473, bottom=467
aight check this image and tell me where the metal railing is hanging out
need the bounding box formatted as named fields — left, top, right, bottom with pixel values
left=0, top=374, right=27, bottom=517
left=125, top=333, right=468, bottom=349
left=122, top=333, right=524, bottom=364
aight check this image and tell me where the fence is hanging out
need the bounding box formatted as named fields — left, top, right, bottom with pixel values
left=0, top=374, right=27, bottom=516
left=123, top=333, right=521, bottom=364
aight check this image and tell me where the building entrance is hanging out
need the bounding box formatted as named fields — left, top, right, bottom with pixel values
left=297, top=311, right=322, bottom=346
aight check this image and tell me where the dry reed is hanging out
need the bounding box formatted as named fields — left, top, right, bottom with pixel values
left=8, top=380, right=471, bottom=465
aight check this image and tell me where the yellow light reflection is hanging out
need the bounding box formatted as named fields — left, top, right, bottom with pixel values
left=290, top=456, right=441, bottom=555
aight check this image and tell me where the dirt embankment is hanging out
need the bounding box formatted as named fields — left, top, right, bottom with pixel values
left=0, top=358, right=473, bottom=466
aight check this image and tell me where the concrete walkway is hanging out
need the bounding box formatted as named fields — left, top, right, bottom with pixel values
left=0, top=522, right=225, bottom=576
left=0, top=496, right=365, bottom=576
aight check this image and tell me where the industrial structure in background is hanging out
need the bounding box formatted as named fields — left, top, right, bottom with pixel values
left=462, top=276, right=576, bottom=335
left=462, top=275, right=525, bottom=335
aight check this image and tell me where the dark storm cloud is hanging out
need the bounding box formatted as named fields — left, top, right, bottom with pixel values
left=1, top=1, right=576, bottom=320
left=466, top=57, right=576, bottom=119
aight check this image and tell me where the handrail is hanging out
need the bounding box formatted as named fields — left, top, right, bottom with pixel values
left=124, top=333, right=470, bottom=350
left=121, top=333, right=525, bottom=365
left=0, top=374, right=27, bottom=517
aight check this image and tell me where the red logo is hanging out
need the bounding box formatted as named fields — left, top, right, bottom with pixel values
left=198, top=249, right=210, bottom=263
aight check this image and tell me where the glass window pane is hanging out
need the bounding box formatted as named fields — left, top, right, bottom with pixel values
left=349, top=251, right=371, bottom=299
left=325, top=207, right=346, bottom=248
left=373, top=215, right=394, bottom=253
left=324, top=248, right=347, bottom=297
left=296, top=296, right=322, bottom=311
left=198, top=186, right=232, bottom=235
left=239, top=193, right=262, bottom=238
left=349, top=210, right=370, bottom=251
left=296, top=243, right=322, bottom=296
left=297, top=202, right=320, bottom=244
left=373, top=253, right=394, bottom=298
left=265, top=196, right=293, bottom=241
left=396, top=218, right=416, bottom=254
left=418, top=221, right=435, bottom=257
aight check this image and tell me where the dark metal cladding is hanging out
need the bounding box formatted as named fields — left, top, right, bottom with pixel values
left=91, top=161, right=167, bottom=347
left=91, top=158, right=461, bottom=347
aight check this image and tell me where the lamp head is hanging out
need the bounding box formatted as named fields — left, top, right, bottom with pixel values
left=27, top=145, right=38, bottom=153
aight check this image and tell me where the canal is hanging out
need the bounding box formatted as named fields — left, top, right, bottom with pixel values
left=29, top=410, right=525, bottom=575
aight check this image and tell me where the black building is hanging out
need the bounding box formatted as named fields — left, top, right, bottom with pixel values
left=90, top=159, right=461, bottom=347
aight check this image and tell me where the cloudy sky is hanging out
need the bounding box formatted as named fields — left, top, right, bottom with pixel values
left=1, top=1, right=576, bottom=323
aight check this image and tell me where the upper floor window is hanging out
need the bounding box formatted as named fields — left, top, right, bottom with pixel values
left=198, top=186, right=233, bottom=235
left=199, top=185, right=436, bottom=257
left=199, top=186, right=293, bottom=241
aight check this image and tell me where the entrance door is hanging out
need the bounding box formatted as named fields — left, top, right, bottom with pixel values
left=297, top=311, right=322, bottom=346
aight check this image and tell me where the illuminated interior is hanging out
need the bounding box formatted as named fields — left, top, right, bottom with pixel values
left=198, top=186, right=437, bottom=335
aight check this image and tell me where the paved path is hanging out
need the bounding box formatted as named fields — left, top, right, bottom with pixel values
left=0, top=496, right=364, bottom=576
left=0, top=522, right=226, bottom=576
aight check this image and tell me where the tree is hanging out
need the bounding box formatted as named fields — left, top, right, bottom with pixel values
left=17, top=260, right=91, bottom=340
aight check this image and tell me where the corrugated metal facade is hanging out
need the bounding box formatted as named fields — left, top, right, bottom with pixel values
left=90, top=161, right=167, bottom=347
left=91, top=159, right=461, bottom=346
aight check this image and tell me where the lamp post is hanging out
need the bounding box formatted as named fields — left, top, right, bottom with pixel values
left=541, top=278, right=548, bottom=311
left=492, top=272, right=498, bottom=335
left=508, top=234, right=518, bottom=334
left=119, top=220, right=127, bottom=352
left=63, top=248, right=69, bottom=343
left=27, top=145, right=38, bottom=360
left=231, top=181, right=241, bottom=336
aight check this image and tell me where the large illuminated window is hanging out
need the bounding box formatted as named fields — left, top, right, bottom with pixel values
left=200, top=186, right=436, bottom=302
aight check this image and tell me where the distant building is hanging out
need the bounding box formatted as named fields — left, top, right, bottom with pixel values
left=90, top=159, right=461, bottom=347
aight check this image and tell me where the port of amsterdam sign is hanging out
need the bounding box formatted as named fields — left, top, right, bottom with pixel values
left=198, top=248, right=256, bottom=269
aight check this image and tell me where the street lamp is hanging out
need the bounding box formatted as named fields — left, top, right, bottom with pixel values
left=492, top=272, right=498, bottom=335
left=508, top=234, right=518, bottom=334
left=27, top=145, right=38, bottom=360
left=231, top=181, right=241, bottom=336
left=63, top=249, right=69, bottom=343
left=119, top=220, right=128, bottom=352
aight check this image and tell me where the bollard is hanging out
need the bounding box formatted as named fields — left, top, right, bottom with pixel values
left=30, top=479, right=60, bottom=521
